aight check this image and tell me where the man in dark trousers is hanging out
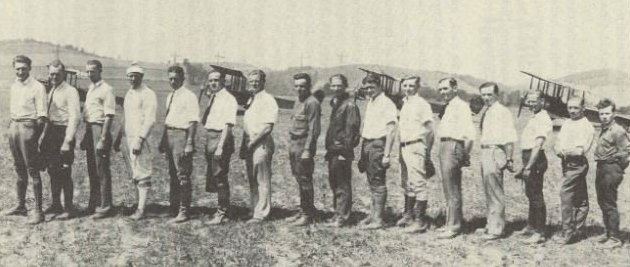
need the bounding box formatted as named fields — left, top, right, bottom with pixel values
left=286, top=73, right=322, bottom=226
left=159, top=65, right=199, bottom=223
left=593, top=98, right=629, bottom=249
left=357, top=73, right=397, bottom=230
left=40, top=60, right=81, bottom=221
left=323, top=74, right=361, bottom=228
left=3, top=55, right=48, bottom=224
left=202, top=70, right=238, bottom=225
left=83, top=59, right=117, bottom=219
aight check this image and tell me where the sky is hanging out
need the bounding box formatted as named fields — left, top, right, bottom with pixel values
left=1, top=0, right=628, bottom=85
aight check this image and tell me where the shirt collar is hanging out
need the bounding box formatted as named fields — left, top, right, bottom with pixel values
left=16, top=76, right=32, bottom=85
left=92, top=79, right=104, bottom=88
left=602, top=121, right=617, bottom=131
left=53, top=81, right=67, bottom=90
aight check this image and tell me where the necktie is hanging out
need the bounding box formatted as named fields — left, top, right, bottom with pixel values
left=480, top=106, right=488, bottom=132
left=201, top=94, right=216, bottom=126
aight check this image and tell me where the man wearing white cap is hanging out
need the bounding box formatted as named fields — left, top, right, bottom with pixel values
left=123, top=63, right=157, bottom=220
left=286, top=73, right=321, bottom=226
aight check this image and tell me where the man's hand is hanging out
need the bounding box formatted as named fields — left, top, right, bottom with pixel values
left=301, top=150, right=311, bottom=159
left=381, top=155, right=391, bottom=169
left=60, top=140, right=71, bottom=152
left=183, top=143, right=194, bottom=158
left=522, top=168, right=531, bottom=179
left=337, top=155, right=346, bottom=161
left=214, top=147, right=223, bottom=158
left=462, top=153, right=471, bottom=167
left=96, top=138, right=107, bottom=157
left=132, top=138, right=143, bottom=155
left=113, top=138, right=121, bottom=152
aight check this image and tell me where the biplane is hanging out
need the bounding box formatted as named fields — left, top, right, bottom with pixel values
left=37, top=68, right=125, bottom=106
left=206, top=65, right=295, bottom=110
left=519, top=71, right=630, bottom=129
left=356, top=68, right=447, bottom=115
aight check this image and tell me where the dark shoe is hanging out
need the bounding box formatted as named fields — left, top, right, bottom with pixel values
left=396, top=214, right=414, bottom=227
left=56, top=206, right=77, bottom=220
left=436, top=230, right=460, bottom=239
left=285, top=213, right=302, bottom=223
left=523, top=233, right=546, bottom=244
left=168, top=212, right=189, bottom=224
left=206, top=212, right=229, bottom=225
left=403, top=220, right=428, bottom=233
left=563, top=232, right=580, bottom=245
left=291, top=215, right=312, bottom=226
left=359, top=215, right=373, bottom=226
left=1, top=205, right=27, bottom=216
left=44, top=204, right=63, bottom=215
left=91, top=207, right=112, bottom=220
left=515, top=226, right=536, bottom=236
left=600, top=237, right=623, bottom=249
left=480, top=233, right=502, bottom=241
left=322, top=218, right=346, bottom=228
left=597, top=233, right=609, bottom=244
left=28, top=211, right=45, bottom=225
left=129, top=209, right=146, bottom=221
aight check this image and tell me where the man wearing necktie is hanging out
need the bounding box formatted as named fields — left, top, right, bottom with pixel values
left=476, top=82, right=517, bottom=241
left=159, top=65, right=199, bottom=223
left=201, top=70, right=238, bottom=225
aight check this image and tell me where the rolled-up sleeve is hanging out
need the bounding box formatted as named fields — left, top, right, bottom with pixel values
left=65, top=88, right=82, bottom=141
left=187, top=92, right=200, bottom=123
left=225, top=96, right=237, bottom=126
left=461, top=104, right=476, bottom=140
left=262, top=95, right=279, bottom=125
left=35, top=82, right=48, bottom=118
left=103, top=85, right=116, bottom=117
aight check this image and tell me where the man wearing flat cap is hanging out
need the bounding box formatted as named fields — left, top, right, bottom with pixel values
left=159, top=65, right=199, bottom=223
left=3, top=55, right=48, bottom=224
left=122, top=63, right=157, bottom=220
left=286, top=73, right=321, bottom=226
left=39, top=59, right=81, bottom=221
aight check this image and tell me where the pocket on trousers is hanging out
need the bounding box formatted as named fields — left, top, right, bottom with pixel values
left=493, top=148, right=507, bottom=170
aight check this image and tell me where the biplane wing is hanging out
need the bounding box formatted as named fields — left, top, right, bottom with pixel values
left=520, top=71, right=630, bottom=129
left=357, top=68, right=446, bottom=114
left=208, top=65, right=294, bottom=111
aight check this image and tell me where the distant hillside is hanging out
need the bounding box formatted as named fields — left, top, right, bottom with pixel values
left=556, top=69, right=630, bottom=106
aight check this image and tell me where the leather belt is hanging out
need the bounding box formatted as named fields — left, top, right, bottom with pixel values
left=205, top=128, right=222, bottom=133
left=290, top=133, right=307, bottom=140
left=400, top=138, right=424, bottom=147
left=166, top=126, right=187, bottom=131
left=363, top=136, right=386, bottom=142
left=10, top=118, right=36, bottom=122
left=440, top=137, right=463, bottom=144
left=481, top=144, right=505, bottom=149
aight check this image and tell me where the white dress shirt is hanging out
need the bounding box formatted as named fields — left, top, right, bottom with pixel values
left=84, top=80, right=116, bottom=123
left=399, top=94, right=433, bottom=142
left=480, top=102, right=518, bottom=145
left=243, top=90, right=278, bottom=136
left=438, top=96, right=475, bottom=141
left=48, top=81, right=81, bottom=141
left=164, top=86, right=199, bottom=129
left=555, top=117, right=595, bottom=153
left=203, top=88, right=238, bottom=130
left=362, top=93, right=397, bottom=139
left=124, top=84, right=157, bottom=139
left=10, top=76, right=47, bottom=120
left=521, top=110, right=553, bottom=150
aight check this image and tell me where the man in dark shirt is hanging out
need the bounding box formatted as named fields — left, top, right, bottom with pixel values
left=287, top=73, right=322, bottom=226
left=323, top=74, right=361, bottom=227
left=594, top=98, right=629, bottom=249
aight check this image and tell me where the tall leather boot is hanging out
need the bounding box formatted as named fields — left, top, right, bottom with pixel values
left=169, top=177, right=181, bottom=217
left=2, top=180, right=28, bottom=216
left=359, top=186, right=376, bottom=226
left=404, top=200, right=428, bottom=233
left=29, top=179, right=44, bottom=224
left=362, top=186, right=387, bottom=230
left=170, top=181, right=191, bottom=224
left=57, top=174, right=76, bottom=220
left=292, top=187, right=314, bottom=226
left=44, top=170, right=63, bottom=215
left=396, top=195, right=415, bottom=227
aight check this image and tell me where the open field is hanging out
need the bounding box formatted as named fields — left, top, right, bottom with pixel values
left=0, top=79, right=629, bottom=266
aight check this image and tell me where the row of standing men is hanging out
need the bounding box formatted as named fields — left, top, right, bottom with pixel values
left=5, top=55, right=629, bottom=248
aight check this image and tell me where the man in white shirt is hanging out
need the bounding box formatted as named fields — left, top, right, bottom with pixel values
left=159, top=65, right=199, bottom=223
left=201, top=70, right=238, bottom=225
left=435, top=77, right=476, bottom=239
left=515, top=90, right=552, bottom=244
left=3, top=55, right=48, bottom=224
left=395, top=76, right=435, bottom=233
left=39, top=60, right=81, bottom=222
left=83, top=59, right=117, bottom=219
left=357, top=73, right=397, bottom=230
left=123, top=63, right=157, bottom=220
left=476, top=82, right=517, bottom=240
left=241, top=70, right=278, bottom=223
left=554, top=97, right=594, bottom=244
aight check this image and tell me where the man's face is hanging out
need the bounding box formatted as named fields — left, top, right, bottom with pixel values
left=438, top=80, right=457, bottom=102
left=294, top=78, right=310, bottom=99
left=14, top=62, right=30, bottom=82
left=207, top=72, right=223, bottom=93
left=248, top=74, right=264, bottom=95
left=401, top=78, right=418, bottom=97
left=525, top=92, right=543, bottom=112
left=363, top=82, right=381, bottom=99
left=168, top=72, right=184, bottom=90
left=567, top=98, right=584, bottom=120
left=127, top=73, right=143, bottom=88
left=598, top=105, right=614, bottom=126
left=480, top=86, right=497, bottom=106
left=86, top=64, right=102, bottom=83
left=329, top=77, right=346, bottom=96
left=48, top=65, right=65, bottom=86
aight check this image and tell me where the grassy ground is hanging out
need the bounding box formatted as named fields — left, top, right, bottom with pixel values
left=0, top=80, right=629, bottom=266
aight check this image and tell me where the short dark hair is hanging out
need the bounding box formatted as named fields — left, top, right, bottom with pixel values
left=438, top=77, right=457, bottom=88
left=86, top=59, right=103, bottom=70
left=48, top=59, right=66, bottom=72
left=293, top=73, right=311, bottom=88
left=167, top=65, right=185, bottom=78
left=401, top=75, right=421, bottom=87
left=208, top=69, right=226, bottom=81
left=525, top=90, right=544, bottom=99
left=362, top=73, right=380, bottom=85
left=479, top=82, right=499, bottom=94
left=568, top=96, right=585, bottom=107
left=596, top=98, right=616, bottom=112
left=248, top=69, right=266, bottom=82
left=329, top=74, right=348, bottom=87
left=13, top=55, right=32, bottom=68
